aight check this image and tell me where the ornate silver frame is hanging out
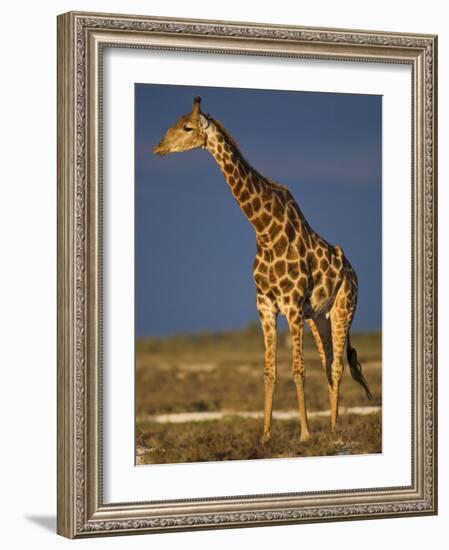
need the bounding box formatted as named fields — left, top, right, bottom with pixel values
left=57, top=11, right=438, bottom=538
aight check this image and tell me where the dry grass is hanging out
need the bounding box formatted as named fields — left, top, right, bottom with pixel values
left=135, top=327, right=381, bottom=464
left=137, top=414, right=381, bottom=464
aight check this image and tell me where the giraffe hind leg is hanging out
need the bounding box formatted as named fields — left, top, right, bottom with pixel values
left=328, top=274, right=360, bottom=431
left=329, top=307, right=349, bottom=431
left=306, top=316, right=333, bottom=385
left=307, top=315, right=344, bottom=433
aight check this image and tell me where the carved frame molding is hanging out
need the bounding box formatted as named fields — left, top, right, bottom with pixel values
left=57, top=11, right=437, bottom=538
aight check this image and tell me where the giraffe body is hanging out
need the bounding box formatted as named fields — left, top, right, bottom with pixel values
left=153, top=97, right=372, bottom=443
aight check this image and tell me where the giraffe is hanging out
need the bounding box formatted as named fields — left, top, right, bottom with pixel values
left=153, top=96, right=372, bottom=444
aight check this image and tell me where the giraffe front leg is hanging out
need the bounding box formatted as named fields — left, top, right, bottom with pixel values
left=288, top=308, right=310, bottom=442
left=257, top=293, right=278, bottom=445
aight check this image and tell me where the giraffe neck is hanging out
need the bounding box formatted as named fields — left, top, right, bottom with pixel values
left=205, top=119, right=274, bottom=235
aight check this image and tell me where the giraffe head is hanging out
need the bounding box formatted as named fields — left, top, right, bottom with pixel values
left=153, top=96, right=210, bottom=156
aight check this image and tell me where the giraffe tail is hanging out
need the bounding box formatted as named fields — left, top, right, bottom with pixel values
left=346, top=334, right=373, bottom=400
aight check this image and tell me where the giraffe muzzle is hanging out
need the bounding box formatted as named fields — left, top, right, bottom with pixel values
left=153, top=143, right=168, bottom=156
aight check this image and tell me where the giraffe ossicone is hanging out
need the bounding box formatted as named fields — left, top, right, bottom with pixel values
left=153, top=96, right=372, bottom=444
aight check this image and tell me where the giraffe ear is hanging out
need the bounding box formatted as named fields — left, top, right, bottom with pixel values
left=199, top=113, right=210, bottom=129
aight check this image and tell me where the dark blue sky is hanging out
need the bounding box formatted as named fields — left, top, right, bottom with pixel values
left=135, top=84, right=381, bottom=337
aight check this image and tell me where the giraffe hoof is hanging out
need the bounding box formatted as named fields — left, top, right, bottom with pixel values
left=300, top=431, right=311, bottom=443
left=261, top=432, right=271, bottom=445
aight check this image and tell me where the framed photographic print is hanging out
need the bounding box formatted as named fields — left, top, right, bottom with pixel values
left=57, top=11, right=438, bottom=538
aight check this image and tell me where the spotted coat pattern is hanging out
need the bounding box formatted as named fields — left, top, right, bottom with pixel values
left=153, top=97, right=366, bottom=443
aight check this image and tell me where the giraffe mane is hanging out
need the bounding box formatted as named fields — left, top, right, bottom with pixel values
left=209, top=116, right=242, bottom=152
left=210, top=116, right=289, bottom=193
left=266, top=177, right=290, bottom=193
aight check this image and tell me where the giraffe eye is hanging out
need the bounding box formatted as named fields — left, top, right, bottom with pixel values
left=183, top=126, right=194, bottom=132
